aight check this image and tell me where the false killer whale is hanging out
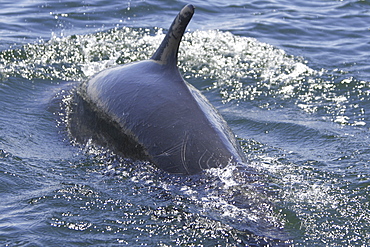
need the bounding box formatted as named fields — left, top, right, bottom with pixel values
left=68, top=4, right=246, bottom=174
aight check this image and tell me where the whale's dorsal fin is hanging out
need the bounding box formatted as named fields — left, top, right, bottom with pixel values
left=151, top=4, right=194, bottom=66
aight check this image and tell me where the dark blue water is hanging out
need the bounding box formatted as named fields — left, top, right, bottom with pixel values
left=1, top=0, right=369, bottom=246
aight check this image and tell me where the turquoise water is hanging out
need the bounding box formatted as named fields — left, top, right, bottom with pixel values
left=1, top=0, right=369, bottom=246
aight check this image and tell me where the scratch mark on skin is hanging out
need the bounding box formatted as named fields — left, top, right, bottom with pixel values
left=205, top=152, right=215, bottom=170
left=199, top=150, right=208, bottom=169
left=156, top=141, right=183, bottom=157
left=181, top=132, right=190, bottom=174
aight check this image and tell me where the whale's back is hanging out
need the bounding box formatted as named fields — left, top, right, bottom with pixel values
left=68, top=4, right=245, bottom=174
left=70, top=60, right=244, bottom=174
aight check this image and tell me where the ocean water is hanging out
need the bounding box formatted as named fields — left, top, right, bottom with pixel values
left=0, top=0, right=369, bottom=246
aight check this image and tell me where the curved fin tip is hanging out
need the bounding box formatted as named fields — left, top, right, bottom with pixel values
left=150, top=4, right=195, bottom=65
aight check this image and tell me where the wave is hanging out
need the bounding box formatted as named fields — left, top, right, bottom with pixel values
left=1, top=27, right=368, bottom=128
left=1, top=25, right=369, bottom=245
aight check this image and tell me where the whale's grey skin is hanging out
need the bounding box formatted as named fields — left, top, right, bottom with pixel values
left=69, top=4, right=246, bottom=174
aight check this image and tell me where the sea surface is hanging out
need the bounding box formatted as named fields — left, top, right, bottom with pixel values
left=0, top=0, right=369, bottom=246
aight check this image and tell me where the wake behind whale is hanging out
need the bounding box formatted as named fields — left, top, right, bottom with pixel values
left=68, top=4, right=246, bottom=174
